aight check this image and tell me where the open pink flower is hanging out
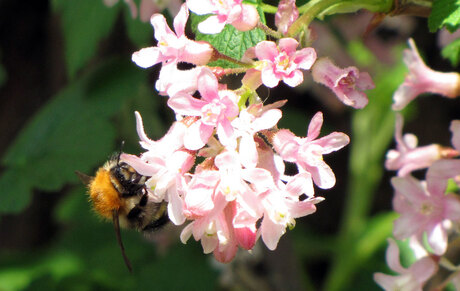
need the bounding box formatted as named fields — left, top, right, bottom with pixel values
left=261, top=190, right=322, bottom=250
left=180, top=156, right=259, bottom=262
left=385, top=114, right=456, bottom=176
left=231, top=103, right=282, bottom=168
left=312, top=57, right=374, bottom=109
left=243, top=167, right=321, bottom=250
left=272, top=112, right=350, bottom=189
left=120, top=113, right=194, bottom=225
left=374, top=239, right=437, bottom=291
left=155, top=63, right=203, bottom=96
left=132, top=4, right=213, bottom=68
left=167, top=68, right=239, bottom=150
left=391, top=160, right=460, bottom=255
left=187, top=0, right=259, bottom=34
left=255, top=38, right=317, bottom=88
left=392, top=38, right=460, bottom=111
left=180, top=184, right=236, bottom=261
left=133, top=111, right=186, bottom=155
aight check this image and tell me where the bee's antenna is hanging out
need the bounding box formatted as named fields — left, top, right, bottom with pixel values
left=117, top=141, right=125, bottom=166
left=112, top=209, right=133, bottom=273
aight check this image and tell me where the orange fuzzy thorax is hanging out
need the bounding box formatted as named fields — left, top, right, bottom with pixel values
left=89, top=168, right=123, bottom=219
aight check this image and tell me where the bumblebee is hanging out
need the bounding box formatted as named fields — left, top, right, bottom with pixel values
left=76, top=153, right=168, bottom=272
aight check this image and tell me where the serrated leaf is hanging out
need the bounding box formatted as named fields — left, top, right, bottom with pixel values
left=197, top=24, right=265, bottom=68
left=190, top=5, right=266, bottom=68
left=53, top=0, right=120, bottom=78
left=0, top=59, right=147, bottom=214
left=442, top=37, right=460, bottom=66
left=428, top=0, right=460, bottom=32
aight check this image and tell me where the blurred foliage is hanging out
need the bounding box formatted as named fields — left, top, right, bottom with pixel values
left=52, top=0, right=120, bottom=78
left=442, top=37, right=460, bottom=66
left=0, top=59, right=150, bottom=214
left=428, top=0, right=460, bottom=32
left=318, top=42, right=407, bottom=291
left=0, top=187, right=218, bottom=291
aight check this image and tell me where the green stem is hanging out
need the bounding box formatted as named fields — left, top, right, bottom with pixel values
left=259, top=3, right=278, bottom=14
left=257, top=21, right=282, bottom=39
left=212, top=51, right=252, bottom=68
left=288, top=0, right=340, bottom=37
left=323, top=100, right=396, bottom=290
left=288, top=0, right=394, bottom=37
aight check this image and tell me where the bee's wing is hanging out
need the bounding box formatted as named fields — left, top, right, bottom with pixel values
left=112, top=210, right=133, bottom=273
left=75, top=171, right=93, bottom=186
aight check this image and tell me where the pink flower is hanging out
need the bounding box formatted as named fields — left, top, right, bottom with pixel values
left=181, top=197, right=239, bottom=263
left=374, top=239, right=438, bottom=291
left=186, top=0, right=259, bottom=34
left=133, top=111, right=186, bottom=155
left=259, top=188, right=322, bottom=250
left=391, top=160, right=460, bottom=255
left=231, top=103, right=282, bottom=168
left=255, top=38, right=317, bottom=88
left=392, top=38, right=460, bottom=111
left=132, top=4, right=213, bottom=68
left=272, top=112, right=350, bottom=189
left=243, top=167, right=321, bottom=250
left=167, top=68, right=240, bottom=150
left=180, top=155, right=260, bottom=262
left=275, top=0, right=298, bottom=35
left=385, top=114, right=457, bottom=176
left=155, top=63, right=203, bottom=96
left=120, top=112, right=194, bottom=225
left=312, top=57, right=374, bottom=109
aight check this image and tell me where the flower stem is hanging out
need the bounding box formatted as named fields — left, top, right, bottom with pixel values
left=212, top=51, right=252, bottom=68
left=257, top=21, right=282, bottom=39
left=288, top=0, right=394, bottom=38
left=259, top=3, right=278, bottom=14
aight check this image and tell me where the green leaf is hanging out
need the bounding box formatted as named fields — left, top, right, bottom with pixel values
left=428, top=0, right=460, bottom=32
left=0, top=169, right=33, bottom=214
left=52, top=0, right=120, bottom=78
left=442, top=37, right=460, bottom=66
left=190, top=6, right=266, bottom=68
left=0, top=59, right=148, bottom=214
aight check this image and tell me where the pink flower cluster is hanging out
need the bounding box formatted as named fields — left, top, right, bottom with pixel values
left=377, top=136, right=460, bottom=289
left=376, top=38, right=460, bottom=287
left=123, top=2, right=373, bottom=263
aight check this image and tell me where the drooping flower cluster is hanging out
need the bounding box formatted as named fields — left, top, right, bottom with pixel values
left=376, top=38, right=460, bottom=290
left=122, top=2, right=373, bottom=263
